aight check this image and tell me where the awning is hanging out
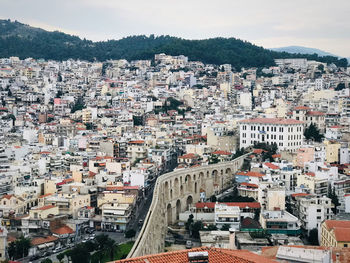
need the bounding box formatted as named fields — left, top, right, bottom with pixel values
left=38, top=244, right=46, bottom=249
left=217, top=214, right=239, bottom=218
left=46, top=242, right=55, bottom=247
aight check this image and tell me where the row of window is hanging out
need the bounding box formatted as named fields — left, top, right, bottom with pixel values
left=242, top=125, right=302, bottom=133
left=242, top=140, right=302, bottom=147
left=242, top=133, right=302, bottom=141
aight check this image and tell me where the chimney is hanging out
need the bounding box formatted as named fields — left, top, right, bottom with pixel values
left=335, top=252, right=340, bottom=263
left=229, top=228, right=236, bottom=250
left=188, top=251, right=208, bottom=263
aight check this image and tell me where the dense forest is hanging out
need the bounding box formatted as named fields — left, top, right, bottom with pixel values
left=0, top=19, right=348, bottom=68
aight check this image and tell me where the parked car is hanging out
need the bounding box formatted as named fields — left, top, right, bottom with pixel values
left=53, top=246, right=62, bottom=253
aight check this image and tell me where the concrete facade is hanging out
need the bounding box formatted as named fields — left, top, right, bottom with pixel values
left=127, top=154, right=247, bottom=257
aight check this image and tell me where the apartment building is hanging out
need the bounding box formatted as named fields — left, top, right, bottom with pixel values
left=297, top=196, right=333, bottom=232
left=214, top=204, right=240, bottom=230
left=239, top=118, right=304, bottom=152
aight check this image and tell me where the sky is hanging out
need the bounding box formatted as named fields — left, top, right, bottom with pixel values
left=1, top=0, right=350, bottom=57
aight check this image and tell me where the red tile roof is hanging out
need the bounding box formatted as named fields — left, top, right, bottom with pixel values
left=253, top=149, right=266, bottom=154
left=307, top=111, right=325, bottom=116
left=294, top=106, right=311, bottom=110
left=113, top=247, right=276, bottom=263
left=179, top=153, right=198, bottom=159
left=2, top=194, right=13, bottom=200
left=272, top=154, right=281, bottom=158
left=240, top=118, right=303, bottom=125
left=240, top=182, right=259, bottom=188
left=52, top=225, right=74, bottom=235
left=236, top=171, right=265, bottom=177
left=333, top=227, right=350, bottom=242
left=306, top=172, right=315, bottom=177
left=34, top=205, right=56, bottom=211
left=196, top=202, right=261, bottom=209
left=128, top=140, right=145, bottom=144
left=291, top=193, right=311, bottom=198
left=39, top=193, right=52, bottom=199
left=264, top=163, right=279, bottom=170
left=31, top=236, right=58, bottom=246
left=325, top=220, right=350, bottom=231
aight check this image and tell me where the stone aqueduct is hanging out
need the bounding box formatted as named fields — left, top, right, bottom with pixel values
left=127, top=154, right=248, bottom=258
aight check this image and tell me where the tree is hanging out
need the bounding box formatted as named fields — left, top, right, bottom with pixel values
left=71, top=97, right=85, bottom=113
left=304, top=123, right=324, bottom=142
left=317, top=64, right=324, bottom=72
left=191, top=221, right=203, bottom=238
left=335, top=83, right=346, bottom=91
left=106, top=238, right=116, bottom=260
left=232, top=148, right=246, bottom=159
left=8, top=236, right=31, bottom=260
left=84, top=240, right=95, bottom=253
left=328, top=185, right=340, bottom=214
left=186, top=214, right=194, bottom=230
left=55, top=90, right=63, bottom=98
left=85, top=123, right=94, bottom=130
left=308, top=228, right=319, bottom=245
left=207, top=224, right=218, bottom=231
left=221, top=224, right=231, bottom=231
left=208, top=154, right=219, bottom=164
left=125, top=229, right=136, bottom=239
left=94, top=234, right=109, bottom=250
left=41, top=259, right=52, bottom=263
left=8, top=242, right=16, bottom=260
left=56, top=252, right=65, bottom=263
left=57, top=72, right=63, bottom=82
left=70, top=243, right=91, bottom=263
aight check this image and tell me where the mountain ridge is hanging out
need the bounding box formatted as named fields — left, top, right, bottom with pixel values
left=0, top=19, right=348, bottom=68
left=270, top=46, right=338, bottom=57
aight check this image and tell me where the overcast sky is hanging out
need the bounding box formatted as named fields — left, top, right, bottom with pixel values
left=1, top=0, right=350, bottom=57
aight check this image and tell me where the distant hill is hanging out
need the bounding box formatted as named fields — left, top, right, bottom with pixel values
left=270, top=46, right=338, bottom=57
left=0, top=19, right=348, bottom=68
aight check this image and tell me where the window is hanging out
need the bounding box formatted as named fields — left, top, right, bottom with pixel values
left=344, top=244, right=348, bottom=247
left=317, top=209, right=321, bottom=213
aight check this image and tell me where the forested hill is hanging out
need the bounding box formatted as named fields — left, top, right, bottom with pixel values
left=0, top=19, right=348, bottom=68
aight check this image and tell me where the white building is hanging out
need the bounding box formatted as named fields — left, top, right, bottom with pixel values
left=297, top=196, right=333, bottom=232
left=239, top=118, right=304, bottom=152
left=214, top=203, right=240, bottom=230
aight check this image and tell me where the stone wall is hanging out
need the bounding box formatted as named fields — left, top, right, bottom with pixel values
left=127, top=154, right=248, bottom=257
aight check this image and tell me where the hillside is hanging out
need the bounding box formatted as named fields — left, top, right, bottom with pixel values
left=270, top=46, right=337, bottom=57
left=0, top=19, right=348, bottom=68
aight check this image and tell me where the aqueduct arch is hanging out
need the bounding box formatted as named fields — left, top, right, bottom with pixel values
left=128, top=154, right=248, bottom=258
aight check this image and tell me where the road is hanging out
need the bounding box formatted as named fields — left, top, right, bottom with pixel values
left=127, top=181, right=155, bottom=233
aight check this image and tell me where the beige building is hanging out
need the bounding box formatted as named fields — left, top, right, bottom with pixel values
left=82, top=108, right=92, bottom=123
left=127, top=140, right=148, bottom=163
left=97, top=192, right=136, bottom=207
left=29, top=205, right=59, bottom=219
left=324, top=140, right=341, bottom=163
left=321, top=220, right=350, bottom=248
left=0, top=194, right=26, bottom=217
left=267, top=187, right=286, bottom=211
left=207, top=129, right=238, bottom=152
left=44, top=193, right=90, bottom=218
left=101, top=202, right=132, bottom=231
left=44, top=179, right=58, bottom=195
left=296, top=173, right=328, bottom=196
